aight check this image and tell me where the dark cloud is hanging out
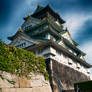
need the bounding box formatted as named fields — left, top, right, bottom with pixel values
left=0, top=0, right=12, bottom=25
left=75, top=19, right=92, bottom=44
left=0, top=0, right=23, bottom=26
left=80, top=0, right=92, bottom=7
left=47, top=0, right=92, bottom=14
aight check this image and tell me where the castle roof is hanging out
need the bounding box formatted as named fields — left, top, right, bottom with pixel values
left=24, top=17, right=64, bottom=34
left=32, top=4, right=65, bottom=24
left=25, top=40, right=92, bottom=68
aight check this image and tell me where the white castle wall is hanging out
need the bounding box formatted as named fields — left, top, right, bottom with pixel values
left=58, top=41, right=85, bottom=60
left=35, top=47, right=90, bottom=76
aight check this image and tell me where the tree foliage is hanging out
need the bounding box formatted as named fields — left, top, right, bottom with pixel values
left=0, top=42, right=49, bottom=80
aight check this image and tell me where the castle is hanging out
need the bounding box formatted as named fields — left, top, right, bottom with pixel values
left=8, top=4, right=91, bottom=91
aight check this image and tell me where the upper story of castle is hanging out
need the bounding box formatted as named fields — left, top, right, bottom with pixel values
left=8, top=4, right=92, bottom=76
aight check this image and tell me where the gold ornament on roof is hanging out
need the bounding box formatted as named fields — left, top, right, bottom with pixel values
left=37, top=3, right=40, bottom=8
left=66, top=27, right=70, bottom=35
left=36, top=41, right=40, bottom=44
left=26, top=13, right=31, bottom=21
left=66, top=27, right=68, bottom=31
left=37, top=22, right=41, bottom=24
left=28, top=13, right=31, bottom=17
left=17, top=34, right=22, bottom=39
left=18, top=27, right=22, bottom=32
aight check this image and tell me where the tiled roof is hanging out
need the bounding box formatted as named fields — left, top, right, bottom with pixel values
left=25, top=40, right=92, bottom=68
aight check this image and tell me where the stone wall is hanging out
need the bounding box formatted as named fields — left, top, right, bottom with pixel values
left=50, top=60, right=90, bottom=92
left=1, top=86, right=52, bottom=92
left=0, top=71, right=30, bottom=88
left=0, top=72, right=52, bottom=92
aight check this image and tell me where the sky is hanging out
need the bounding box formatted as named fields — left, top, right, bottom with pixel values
left=0, top=0, right=92, bottom=78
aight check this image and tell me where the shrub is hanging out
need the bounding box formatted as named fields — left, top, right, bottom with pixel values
left=0, top=42, right=49, bottom=81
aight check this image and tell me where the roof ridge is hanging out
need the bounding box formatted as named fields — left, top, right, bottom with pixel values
left=33, top=5, right=45, bottom=14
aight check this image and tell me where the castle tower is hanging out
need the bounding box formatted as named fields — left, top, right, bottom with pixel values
left=8, top=4, right=92, bottom=91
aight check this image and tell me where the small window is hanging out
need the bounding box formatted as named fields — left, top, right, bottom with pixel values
left=68, top=58, right=72, bottom=65
left=56, top=50, right=61, bottom=55
left=76, top=65, right=80, bottom=69
left=68, top=62, right=72, bottom=65
left=77, top=67, right=80, bottom=69
left=87, top=72, right=90, bottom=74
left=38, top=49, right=43, bottom=54
left=33, top=51, right=36, bottom=54
left=87, top=70, right=90, bottom=74
left=76, top=63, right=80, bottom=69
left=24, top=42, right=26, bottom=46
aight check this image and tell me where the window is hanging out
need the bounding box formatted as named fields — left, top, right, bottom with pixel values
left=68, top=58, right=72, bottom=65
left=87, top=70, right=90, bottom=74
left=16, top=42, right=26, bottom=48
left=76, top=63, right=80, bottom=69
left=33, top=51, right=36, bottom=54
left=77, top=67, right=80, bottom=69
left=68, top=62, right=72, bottom=65
left=43, top=25, right=48, bottom=29
left=23, top=42, right=26, bottom=46
left=38, top=49, right=43, bottom=54
left=56, top=50, right=61, bottom=55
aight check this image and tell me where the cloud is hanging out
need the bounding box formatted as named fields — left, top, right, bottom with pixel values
left=25, top=0, right=39, bottom=10
left=75, top=18, right=92, bottom=44
left=80, top=41, right=92, bottom=79
left=47, top=0, right=92, bottom=15
left=0, top=26, right=14, bottom=43
left=25, top=0, right=48, bottom=11
left=0, top=0, right=25, bottom=26
left=80, top=41, right=92, bottom=65
left=63, top=13, right=92, bottom=39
